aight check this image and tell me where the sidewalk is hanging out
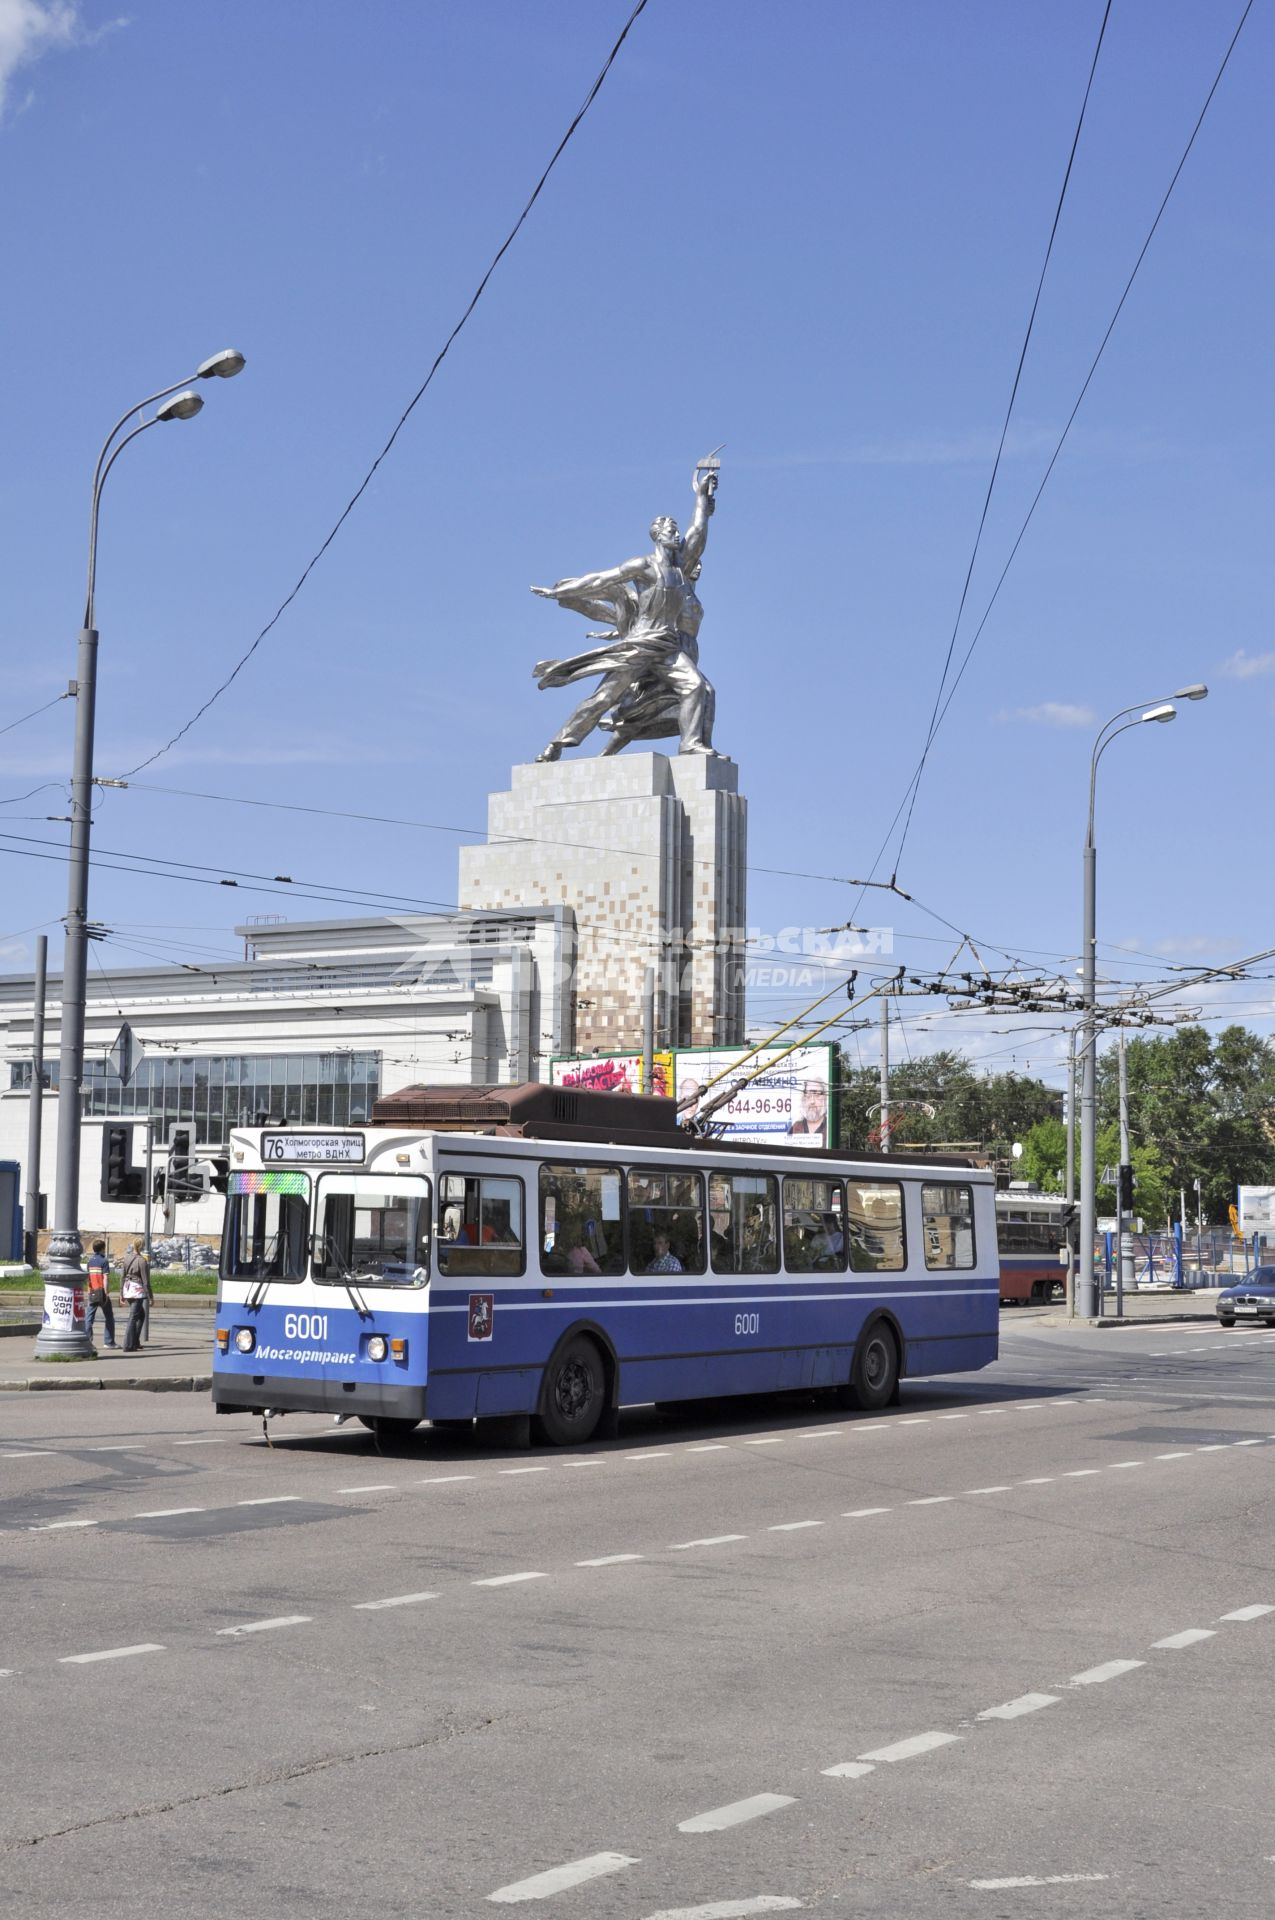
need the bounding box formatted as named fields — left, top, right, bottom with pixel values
left=0, top=1320, right=213, bottom=1393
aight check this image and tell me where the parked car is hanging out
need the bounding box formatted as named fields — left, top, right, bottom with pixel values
left=1216, top=1267, right=1275, bottom=1328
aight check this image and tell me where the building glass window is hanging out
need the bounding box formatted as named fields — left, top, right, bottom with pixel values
left=627, top=1169, right=704, bottom=1274
left=922, top=1183, right=976, bottom=1270
left=76, top=1051, right=382, bottom=1145
left=846, top=1181, right=906, bottom=1272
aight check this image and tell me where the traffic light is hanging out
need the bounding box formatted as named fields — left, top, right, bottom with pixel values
left=100, top=1124, right=144, bottom=1203
left=1118, top=1163, right=1135, bottom=1212
left=167, top=1125, right=199, bottom=1201
left=205, top=1155, right=230, bottom=1195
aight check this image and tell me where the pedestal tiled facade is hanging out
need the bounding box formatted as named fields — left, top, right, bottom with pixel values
left=458, top=754, right=746, bottom=1055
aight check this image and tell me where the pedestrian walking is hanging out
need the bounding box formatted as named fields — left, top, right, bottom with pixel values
left=85, top=1238, right=116, bottom=1349
left=120, top=1239, right=152, bottom=1353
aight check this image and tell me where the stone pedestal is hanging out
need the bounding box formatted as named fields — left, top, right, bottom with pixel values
left=458, top=754, right=746, bottom=1056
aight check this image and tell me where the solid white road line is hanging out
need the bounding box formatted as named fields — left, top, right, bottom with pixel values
left=821, top=1761, right=875, bottom=1780
left=352, top=1592, right=438, bottom=1610
left=472, top=1572, right=546, bottom=1587
left=977, top=1693, right=1060, bottom=1721
left=577, top=1554, right=644, bottom=1567
left=858, top=1731, right=960, bottom=1764
left=419, top=1475, right=475, bottom=1484
left=60, top=1643, right=165, bottom=1664
left=1069, top=1659, right=1144, bottom=1686
left=670, top=1535, right=746, bottom=1550
left=1152, top=1629, right=1215, bottom=1649
left=969, top=1875, right=1108, bottom=1891
left=488, top=1852, right=639, bottom=1903
left=768, top=1521, right=823, bottom=1532
left=134, top=1507, right=205, bottom=1518
left=1219, top=1604, right=1275, bottom=1621
left=31, top=1520, right=96, bottom=1531
left=216, top=1616, right=312, bottom=1636
left=236, top=1496, right=301, bottom=1507
left=642, top=1901, right=803, bottom=1918
left=678, top=1794, right=796, bottom=1834
left=842, top=1507, right=891, bottom=1518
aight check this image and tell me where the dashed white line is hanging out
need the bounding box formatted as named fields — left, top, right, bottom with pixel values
left=236, top=1496, right=301, bottom=1507
left=419, top=1475, right=475, bottom=1485
left=678, top=1794, right=796, bottom=1834
left=488, top=1852, right=639, bottom=1903
left=768, top=1520, right=823, bottom=1532
left=1069, top=1659, right=1144, bottom=1687
left=338, top=1483, right=397, bottom=1494
left=59, top=1643, right=165, bottom=1665
left=1219, top=1604, right=1274, bottom=1621
left=352, top=1591, right=438, bottom=1611
left=821, top=1761, right=874, bottom=1779
left=970, top=1875, right=1108, bottom=1891
left=216, top=1615, right=312, bottom=1636
left=567, top=1460, right=606, bottom=1469
left=626, top=1453, right=671, bottom=1462
left=964, top=1486, right=1012, bottom=1495
left=670, top=1534, right=747, bottom=1550
left=1196, top=1444, right=1227, bottom=1452
left=1234, top=1438, right=1264, bottom=1446
left=473, top=1572, right=547, bottom=1588
left=1063, top=1469, right=1100, bottom=1478
left=687, top=1444, right=729, bottom=1452
left=1109, top=1461, right=1144, bottom=1470
left=908, top=1496, right=953, bottom=1506
left=744, top=1438, right=784, bottom=1447
left=31, top=1519, right=96, bottom=1532
left=576, top=1553, right=644, bottom=1567
left=643, top=1901, right=804, bottom=1918
left=842, top=1507, right=891, bottom=1518
left=1152, top=1629, right=1215, bottom=1650
left=858, top=1731, right=960, bottom=1764
left=1019, top=1477, right=1055, bottom=1485
left=3, top=1450, right=55, bottom=1457
left=501, top=1466, right=550, bottom=1476
left=899, top=1418, right=930, bottom=1426
left=936, top=1414, right=968, bottom=1421
left=977, top=1693, right=1060, bottom=1721
left=173, top=1437, right=228, bottom=1446
left=86, top=1444, right=141, bottom=1452
left=1155, top=1452, right=1191, bottom=1460
left=797, top=1430, right=842, bottom=1440
left=134, top=1506, right=205, bottom=1519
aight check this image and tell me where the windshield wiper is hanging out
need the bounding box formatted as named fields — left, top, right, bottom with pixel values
left=321, top=1235, right=372, bottom=1317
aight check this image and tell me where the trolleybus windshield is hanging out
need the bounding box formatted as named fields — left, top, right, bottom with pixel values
left=220, top=1171, right=310, bottom=1283
left=312, top=1174, right=431, bottom=1287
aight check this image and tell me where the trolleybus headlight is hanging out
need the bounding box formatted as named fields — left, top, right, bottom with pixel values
left=367, top=1334, right=388, bottom=1362
left=234, top=1328, right=256, bottom=1354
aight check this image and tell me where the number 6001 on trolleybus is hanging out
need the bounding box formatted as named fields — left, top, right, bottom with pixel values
left=211, top=1082, right=999, bottom=1443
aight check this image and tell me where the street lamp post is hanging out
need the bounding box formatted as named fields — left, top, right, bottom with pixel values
left=34, top=353, right=245, bottom=1359
left=1076, top=684, right=1208, bottom=1321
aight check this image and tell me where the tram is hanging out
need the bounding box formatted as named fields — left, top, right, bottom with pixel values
left=211, top=1083, right=1000, bottom=1442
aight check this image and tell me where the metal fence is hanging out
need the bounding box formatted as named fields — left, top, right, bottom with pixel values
left=1097, top=1225, right=1271, bottom=1292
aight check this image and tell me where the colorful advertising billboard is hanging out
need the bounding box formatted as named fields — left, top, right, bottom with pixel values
left=673, top=1044, right=836, bottom=1148
left=550, top=1052, right=673, bottom=1098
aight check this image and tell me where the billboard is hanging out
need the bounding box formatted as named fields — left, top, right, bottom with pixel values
left=550, top=1052, right=673, bottom=1097
left=673, top=1044, right=836, bottom=1149
left=1237, top=1186, right=1275, bottom=1233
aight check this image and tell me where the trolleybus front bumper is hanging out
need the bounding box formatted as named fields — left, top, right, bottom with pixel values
left=213, top=1373, right=429, bottom=1421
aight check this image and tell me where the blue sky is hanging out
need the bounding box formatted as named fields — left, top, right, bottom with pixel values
left=1, top=0, right=1271, bottom=1090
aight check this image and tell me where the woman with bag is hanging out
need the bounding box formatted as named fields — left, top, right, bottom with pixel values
left=120, top=1240, right=152, bottom=1353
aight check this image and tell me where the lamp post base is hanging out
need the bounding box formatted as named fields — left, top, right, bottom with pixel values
left=33, top=1229, right=96, bottom=1360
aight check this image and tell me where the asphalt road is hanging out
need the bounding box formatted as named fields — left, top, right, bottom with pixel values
left=2, top=1317, right=1273, bottom=1919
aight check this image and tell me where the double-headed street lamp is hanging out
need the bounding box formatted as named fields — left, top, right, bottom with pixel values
left=1075, top=683, right=1208, bottom=1321
left=34, top=352, right=245, bottom=1359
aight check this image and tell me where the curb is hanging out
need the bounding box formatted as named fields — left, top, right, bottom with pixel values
left=0, top=1375, right=212, bottom=1393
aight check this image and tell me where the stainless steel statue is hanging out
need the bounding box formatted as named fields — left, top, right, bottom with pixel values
left=531, top=454, right=722, bottom=761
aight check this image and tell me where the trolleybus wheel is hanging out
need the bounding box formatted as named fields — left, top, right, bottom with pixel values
left=535, top=1335, right=606, bottom=1446
left=357, top=1416, right=421, bottom=1438
left=846, top=1321, right=899, bottom=1412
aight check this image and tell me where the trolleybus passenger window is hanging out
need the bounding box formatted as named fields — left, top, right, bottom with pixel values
left=219, top=1171, right=309, bottom=1282
left=313, top=1175, right=430, bottom=1287
left=709, top=1172, right=779, bottom=1274
left=922, top=1183, right=976, bottom=1270
left=783, top=1177, right=846, bottom=1272
left=539, top=1164, right=624, bottom=1276
left=627, top=1169, right=704, bottom=1274
left=845, top=1181, right=906, bottom=1272
left=437, top=1174, right=524, bottom=1277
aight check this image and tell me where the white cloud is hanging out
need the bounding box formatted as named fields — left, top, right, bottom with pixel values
left=994, top=702, right=1096, bottom=729
left=1219, top=648, right=1275, bottom=679
left=0, top=1, right=126, bottom=122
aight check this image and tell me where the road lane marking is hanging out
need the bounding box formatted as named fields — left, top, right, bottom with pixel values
left=472, top=1572, right=546, bottom=1587
left=1152, top=1629, right=1215, bottom=1649
left=797, top=1430, right=842, bottom=1440
left=964, top=1486, right=1012, bottom=1495
left=501, top=1467, right=550, bottom=1476
left=1069, top=1659, right=1144, bottom=1686
left=173, top=1437, right=228, bottom=1445
left=134, top=1507, right=206, bottom=1518
left=31, top=1520, right=96, bottom=1531
left=768, top=1521, right=823, bottom=1531
left=821, top=1761, right=875, bottom=1779
left=1063, top=1470, right=1100, bottom=1478
left=1109, top=1461, right=1144, bottom=1469
left=577, top=1554, right=644, bottom=1567
left=567, top=1461, right=606, bottom=1469
left=936, top=1414, right=968, bottom=1420
left=855, top=1424, right=888, bottom=1432
left=643, top=1901, right=804, bottom=1918
left=488, top=1852, right=638, bottom=1903
left=626, top=1453, right=672, bottom=1461
left=236, top=1496, right=301, bottom=1507
left=1196, top=1445, right=1227, bottom=1452
left=216, top=1616, right=312, bottom=1636
left=744, top=1438, right=784, bottom=1446
left=87, top=1445, right=141, bottom=1452
left=670, top=1535, right=747, bottom=1550
left=678, top=1794, right=796, bottom=1833
left=908, top=1496, right=953, bottom=1506
left=1019, top=1477, right=1055, bottom=1485
left=687, top=1444, right=729, bottom=1452
left=1234, top=1438, right=1264, bottom=1446
left=858, top=1731, right=960, bottom=1763
left=2, top=1451, right=55, bottom=1457
left=1155, top=1452, right=1191, bottom=1460
left=338, top=1484, right=397, bottom=1494
left=977, top=1693, right=1060, bottom=1721
left=419, top=1475, right=475, bottom=1484
left=1219, top=1605, right=1274, bottom=1621
left=899, top=1418, right=930, bottom=1426
left=970, top=1875, right=1108, bottom=1891
left=352, top=1592, right=439, bottom=1610
left=60, top=1643, right=165, bottom=1664
left=842, top=1508, right=891, bottom=1518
